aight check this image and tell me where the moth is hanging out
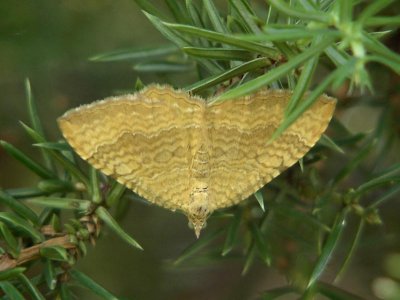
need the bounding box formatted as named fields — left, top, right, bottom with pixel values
left=58, top=85, right=336, bottom=237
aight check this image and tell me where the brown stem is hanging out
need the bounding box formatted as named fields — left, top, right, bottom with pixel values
left=0, top=235, right=75, bottom=272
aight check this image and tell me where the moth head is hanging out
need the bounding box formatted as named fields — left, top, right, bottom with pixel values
left=188, top=182, right=211, bottom=238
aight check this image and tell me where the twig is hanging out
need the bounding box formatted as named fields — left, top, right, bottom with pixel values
left=0, top=235, right=75, bottom=272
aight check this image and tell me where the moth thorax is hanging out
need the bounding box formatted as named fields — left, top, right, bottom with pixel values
left=191, top=144, right=210, bottom=178
left=188, top=180, right=210, bottom=238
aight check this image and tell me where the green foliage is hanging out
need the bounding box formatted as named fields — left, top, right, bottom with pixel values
left=1, top=1, right=400, bottom=299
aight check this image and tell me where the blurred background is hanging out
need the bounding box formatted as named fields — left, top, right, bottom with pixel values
left=1, top=1, right=399, bottom=299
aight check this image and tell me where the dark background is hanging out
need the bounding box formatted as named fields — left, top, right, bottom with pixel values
left=1, top=1, right=399, bottom=299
